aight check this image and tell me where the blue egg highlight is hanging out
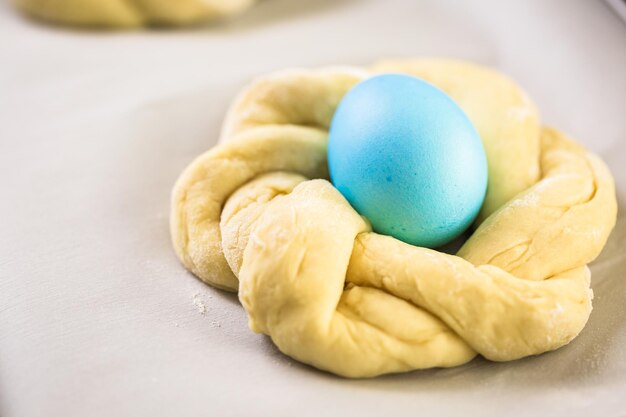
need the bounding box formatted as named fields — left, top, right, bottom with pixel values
left=327, top=74, right=488, bottom=248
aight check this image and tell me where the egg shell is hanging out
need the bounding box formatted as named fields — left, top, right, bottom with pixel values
left=327, top=74, right=488, bottom=248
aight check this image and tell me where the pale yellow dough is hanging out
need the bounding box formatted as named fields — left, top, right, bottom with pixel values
left=15, top=0, right=255, bottom=27
left=170, top=59, right=617, bottom=377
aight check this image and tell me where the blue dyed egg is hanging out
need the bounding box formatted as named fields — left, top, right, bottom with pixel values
left=327, top=74, right=488, bottom=248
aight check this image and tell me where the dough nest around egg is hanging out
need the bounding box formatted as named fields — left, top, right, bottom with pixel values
left=170, top=59, right=617, bottom=378
left=14, top=0, right=255, bottom=27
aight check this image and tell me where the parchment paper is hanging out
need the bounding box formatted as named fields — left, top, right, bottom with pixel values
left=1, top=0, right=625, bottom=416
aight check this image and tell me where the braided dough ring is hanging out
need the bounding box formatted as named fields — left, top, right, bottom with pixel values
left=171, top=59, right=617, bottom=377
left=14, top=0, right=254, bottom=27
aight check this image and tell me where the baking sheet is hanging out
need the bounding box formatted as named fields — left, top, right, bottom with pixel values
left=1, top=0, right=625, bottom=416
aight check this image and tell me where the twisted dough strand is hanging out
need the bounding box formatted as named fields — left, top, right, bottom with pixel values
left=171, top=60, right=617, bottom=377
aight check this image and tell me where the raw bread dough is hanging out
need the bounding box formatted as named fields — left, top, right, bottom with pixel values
left=170, top=59, right=617, bottom=377
left=14, top=0, right=255, bottom=27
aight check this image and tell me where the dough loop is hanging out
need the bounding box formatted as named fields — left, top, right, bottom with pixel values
left=15, top=0, right=255, bottom=27
left=171, top=59, right=617, bottom=377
